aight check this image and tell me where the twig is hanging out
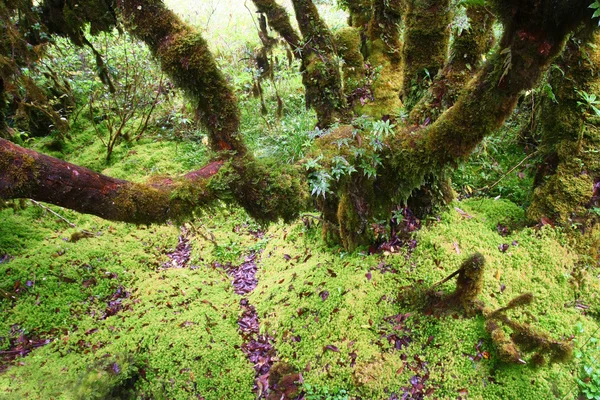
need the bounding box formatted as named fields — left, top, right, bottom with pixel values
left=29, top=200, right=95, bottom=236
left=301, top=213, right=324, bottom=223
left=430, top=268, right=461, bottom=289
left=476, top=151, right=537, bottom=192
left=30, top=200, right=75, bottom=227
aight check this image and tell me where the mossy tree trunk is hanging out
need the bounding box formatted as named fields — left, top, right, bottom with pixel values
left=0, top=138, right=225, bottom=223
left=357, top=0, right=404, bottom=117
left=291, top=0, right=351, bottom=127
left=409, top=5, right=496, bottom=124
left=401, top=0, right=453, bottom=105
left=528, top=29, right=600, bottom=229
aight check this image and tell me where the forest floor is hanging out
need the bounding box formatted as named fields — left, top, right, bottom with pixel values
left=1, top=183, right=599, bottom=399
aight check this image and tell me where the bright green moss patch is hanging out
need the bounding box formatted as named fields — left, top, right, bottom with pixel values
left=0, top=208, right=254, bottom=399
left=250, top=198, right=599, bottom=399
left=1, top=186, right=598, bottom=399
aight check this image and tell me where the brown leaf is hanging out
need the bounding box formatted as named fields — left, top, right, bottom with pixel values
left=323, top=345, right=340, bottom=353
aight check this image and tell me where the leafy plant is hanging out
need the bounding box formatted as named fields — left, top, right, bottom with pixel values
left=590, top=1, right=600, bottom=25
left=308, top=170, right=333, bottom=198
left=576, top=89, right=600, bottom=116
left=302, top=383, right=350, bottom=400
left=331, top=156, right=357, bottom=180
left=372, top=119, right=396, bottom=138
left=213, top=239, right=243, bottom=263
left=575, top=323, right=600, bottom=399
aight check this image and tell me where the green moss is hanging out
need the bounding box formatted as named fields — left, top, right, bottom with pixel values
left=528, top=31, right=600, bottom=229
left=1, top=194, right=598, bottom=399
left=401, top=0, right=452, bottom=102
left=0, top=209, right=255, bottom=399
left=247, top=198, right=599, bottom=399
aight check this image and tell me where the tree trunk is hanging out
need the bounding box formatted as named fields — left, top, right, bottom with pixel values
left=401, top=0, right=452, bottom=105
left=409, top=5, right=496, bottom=124
left=251, top=0, right=302, bottom=51
left=528, top=29, right=600, bottom=230
left=291, top=0, right=350, bottom=127
left=357, top=0, right=404, bottom=118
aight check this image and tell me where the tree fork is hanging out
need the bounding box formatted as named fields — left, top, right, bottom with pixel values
left=409, top=5, right=496, bottom=124
left=317, top=3, right=592, bottom=250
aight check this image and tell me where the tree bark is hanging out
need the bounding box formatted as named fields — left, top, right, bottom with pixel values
left=356, top=0, right=403, bottom=118
left=528, top=29, right=600, bottom=229
left=0, top=138, right=225, bottom=223
left=401, top=0, right=452, bottom=104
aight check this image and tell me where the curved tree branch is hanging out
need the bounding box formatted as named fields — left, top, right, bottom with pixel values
left=117, top=0, right=246, bottom=155
left=251, top=0, right=302, bottom=51
left=0, top=138, right=225, bottom=223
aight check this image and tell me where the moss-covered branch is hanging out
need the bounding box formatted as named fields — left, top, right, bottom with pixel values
left=116, top=0, right=246, bottom=155
left=291, top=0, right=350, bottom=127
left=0, top=138, right=310, bottom=224
left=251, top=0, right=302, bottom=50
left=0, top=138, right=226, bottom=223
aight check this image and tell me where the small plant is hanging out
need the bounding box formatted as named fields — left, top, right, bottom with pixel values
left=308, top=170, right=333, bottom=198
left=372, top=119, right=396, bottom=138
left=213, top=239, right=243, bottom=263
left=302, top=383, right=350, bottom=400
left=575, top=323, right=600, bottom=399
left=331, top=155, right=357, bottom=180
left=576, top=89, right=600, bottom=116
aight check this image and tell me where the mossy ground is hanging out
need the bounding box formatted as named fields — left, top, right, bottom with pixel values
left=1, top=195, right=598, bottom=399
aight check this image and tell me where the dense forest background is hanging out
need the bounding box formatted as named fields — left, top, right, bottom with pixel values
left=1, top=0, right=600, bottom=399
